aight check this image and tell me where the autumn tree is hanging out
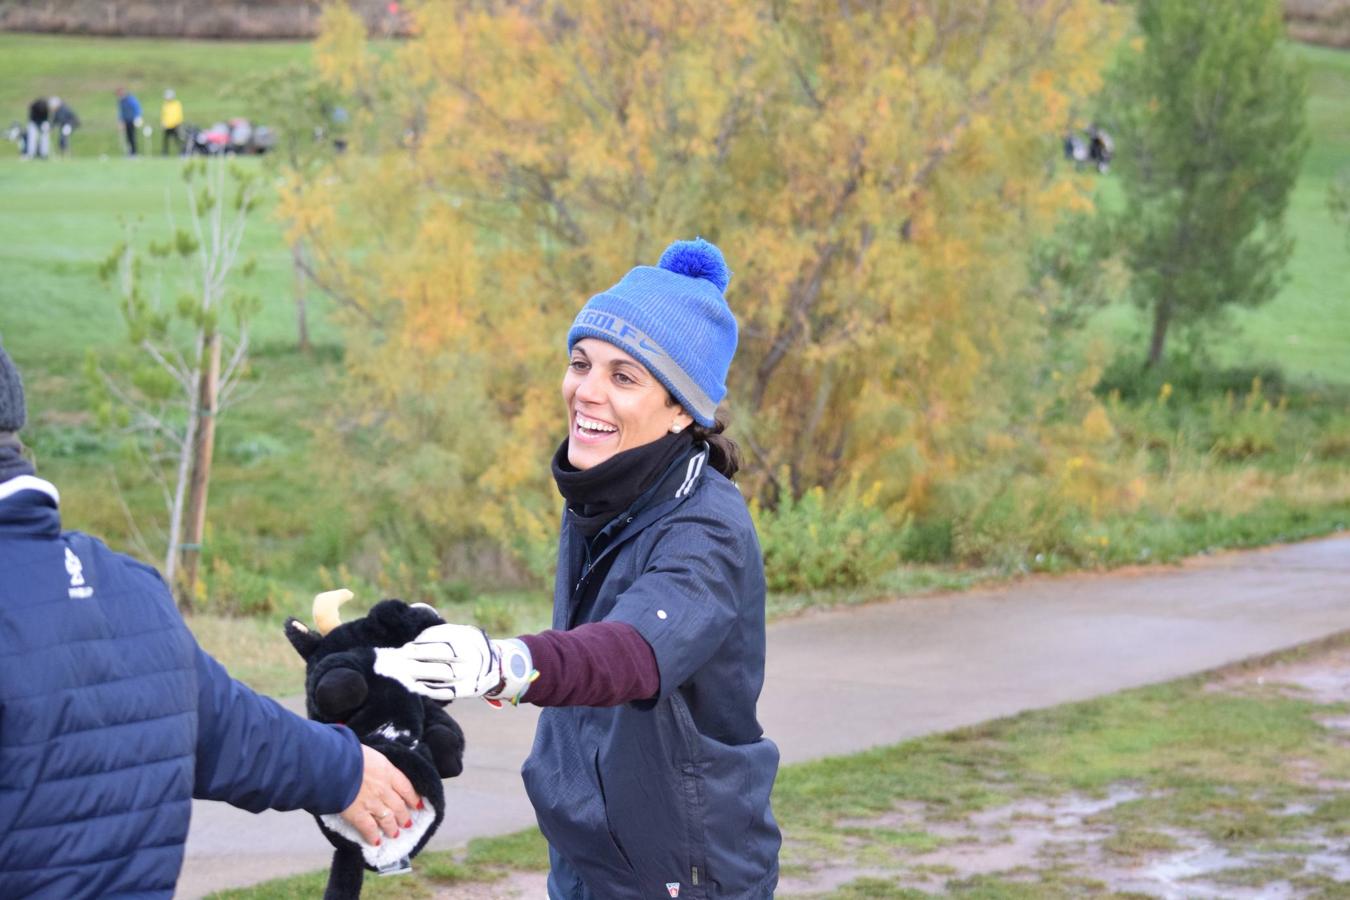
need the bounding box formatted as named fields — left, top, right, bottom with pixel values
left=1107, top=0, right=1307, bottom=368
left=283, top=1, right=1124, bottom=577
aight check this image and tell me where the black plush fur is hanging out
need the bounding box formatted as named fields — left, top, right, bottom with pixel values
left=285, top=599, right=465, bottom=900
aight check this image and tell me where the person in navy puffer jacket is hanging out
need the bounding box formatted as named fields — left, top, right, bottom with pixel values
left=0, top=339, right=423, bottom=899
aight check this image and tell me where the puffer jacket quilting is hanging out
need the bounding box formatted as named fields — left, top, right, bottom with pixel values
left=0, top=477, right=361, bottom=899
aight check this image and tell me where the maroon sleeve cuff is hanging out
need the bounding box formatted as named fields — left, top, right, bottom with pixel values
left=517, top=621, right=660, bottom=707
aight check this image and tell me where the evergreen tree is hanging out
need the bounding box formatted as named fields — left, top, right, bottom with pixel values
left=1110, top=0, right=1307, bottom=368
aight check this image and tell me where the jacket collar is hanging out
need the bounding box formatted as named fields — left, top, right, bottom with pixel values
left=560, top=442, right=712, bottom=626
left=582, top=441, right=710, bottom=551
left=0, top=475, right=62, bottom=538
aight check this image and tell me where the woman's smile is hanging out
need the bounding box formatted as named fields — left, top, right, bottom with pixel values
left=573, top=412, right=619, bottom=443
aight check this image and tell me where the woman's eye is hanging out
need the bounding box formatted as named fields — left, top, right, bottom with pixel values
left=614, top=372, right=634, bottom=385
left=568, top=359, right=588, bottom=372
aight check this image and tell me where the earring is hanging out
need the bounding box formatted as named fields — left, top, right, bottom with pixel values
left=670, top=423, right=684, bottom=434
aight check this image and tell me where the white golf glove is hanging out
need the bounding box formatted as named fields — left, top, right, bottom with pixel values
left=374, top=623, right=535, bottom=707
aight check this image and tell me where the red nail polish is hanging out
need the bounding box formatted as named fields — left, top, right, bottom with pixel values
left=417, top=799, right=425, bottom=810
left=404, top=819, right=413, bottom=829
left=393, top=829, right=400, bottom=838
left=374, top=838, right=381, bottom=847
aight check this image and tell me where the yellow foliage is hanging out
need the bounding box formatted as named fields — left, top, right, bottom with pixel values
left=286, top=0, right=1128, bottom=572
left=1081, top=404, right=1116, bottom=443
left=313, top=4, right=371, bottom=95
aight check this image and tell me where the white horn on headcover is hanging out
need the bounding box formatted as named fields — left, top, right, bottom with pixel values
left=313, top=588, right=353, bottom=635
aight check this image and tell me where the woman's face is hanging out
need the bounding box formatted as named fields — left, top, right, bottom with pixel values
left=563, top=338, right=694, bottom=470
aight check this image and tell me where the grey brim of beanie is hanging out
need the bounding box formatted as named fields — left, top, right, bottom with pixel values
left=568, top=323, right=719, bottom=427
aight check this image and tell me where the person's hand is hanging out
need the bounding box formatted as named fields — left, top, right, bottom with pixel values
left=374, top=623, right=535, bottom=706
left=338, top=745, right=422, bottom=846
left=133, top=116, right=143, bottom=128
left=374, top=623, right=500, bottom=701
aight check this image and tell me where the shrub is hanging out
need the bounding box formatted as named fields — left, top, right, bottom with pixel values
left=1203, top=380, right=1287, bottom=461
left=1097, top=354, right=1286, bottom=404
left=471, top=597, right=516, bottom=635
left=900, top=518, right=955, bottom=564
left=751, top=477, right=900, bottom=592
left=1107, top=375, right=1291, bottom=463
left=202, top=556, right=280, bottom=617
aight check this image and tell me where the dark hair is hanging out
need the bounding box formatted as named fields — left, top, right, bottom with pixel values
left=666, top=394, right=741, bottom=479
left=688, top=413, right=741, bottom=480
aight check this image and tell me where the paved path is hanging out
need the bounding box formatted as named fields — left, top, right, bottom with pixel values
left=176, top=534, right=1350, bottom=898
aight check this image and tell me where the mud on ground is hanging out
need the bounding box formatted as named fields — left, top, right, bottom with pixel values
left=780, top=641, right=1350, bottom=899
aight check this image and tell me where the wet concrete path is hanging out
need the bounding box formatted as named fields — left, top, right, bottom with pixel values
left=176, top=533, right=1350, bottom=898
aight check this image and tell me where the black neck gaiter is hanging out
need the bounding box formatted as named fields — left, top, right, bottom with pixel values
left=552, top=431, right=694, bottom=539
left=0, top=433, right=35, bottom=484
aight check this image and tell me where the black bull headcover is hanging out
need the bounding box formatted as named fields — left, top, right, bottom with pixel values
left=285, top=590, right=465, bottom=899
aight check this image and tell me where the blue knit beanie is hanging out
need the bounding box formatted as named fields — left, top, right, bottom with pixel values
left=567, top=238, right=736, bottom=427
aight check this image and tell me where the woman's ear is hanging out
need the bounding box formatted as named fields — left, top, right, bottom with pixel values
left=670, top=409, right=694, bottom=434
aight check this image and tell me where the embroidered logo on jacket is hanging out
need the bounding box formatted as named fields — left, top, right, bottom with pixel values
left=674, top=451, right=706, bottom=498
left=65, top=547, right=93, bottom=599
left=665, top=883, right=681, bottom=898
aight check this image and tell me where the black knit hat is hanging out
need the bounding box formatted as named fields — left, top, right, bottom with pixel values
left=0, top=339, right=27, bottom=433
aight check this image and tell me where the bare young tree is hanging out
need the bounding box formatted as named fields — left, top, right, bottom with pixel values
left=96, top=157, right=259, bottom=609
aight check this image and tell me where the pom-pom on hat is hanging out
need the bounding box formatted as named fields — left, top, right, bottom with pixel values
left=567, top=237, right=737, bottom=427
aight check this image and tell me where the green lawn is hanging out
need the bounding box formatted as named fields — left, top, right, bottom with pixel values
left=1090, top=42, right=1350, bottom=385
left=1228, top=43, right=1350, bottom=383
left=0, top=156, right=331, bottom=361
left=0, top=152, right=341, bottom=574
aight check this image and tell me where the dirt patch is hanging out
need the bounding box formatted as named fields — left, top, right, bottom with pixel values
left=1207, top=641, right=1350, bottom=706
left=783, top=791, right=1350, bottom=898
left=780, top=644, right=1350, bottom=898
left=428, top=870, right=547, bottom=899
left=781, top=786, right=1150, bottom=896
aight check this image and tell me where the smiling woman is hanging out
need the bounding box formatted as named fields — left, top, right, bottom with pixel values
left=563, top=339, right=692, bottom=471
left=374, top=237, right=781, bottom=899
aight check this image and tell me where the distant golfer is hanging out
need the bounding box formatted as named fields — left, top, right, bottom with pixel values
left=160, top=89, right=184, bottom=156
left=116, top=88, right=142, bottom=156
left=50, top=97, right=79, bottom=157
left=24, top=97, right=49, bottom=160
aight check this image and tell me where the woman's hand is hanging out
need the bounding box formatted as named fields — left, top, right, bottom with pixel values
left=339, top=745, right=422, bottom=845
left=374, top=624, right=535, bottom=705
left=374, top=623, right=502, bottom=701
